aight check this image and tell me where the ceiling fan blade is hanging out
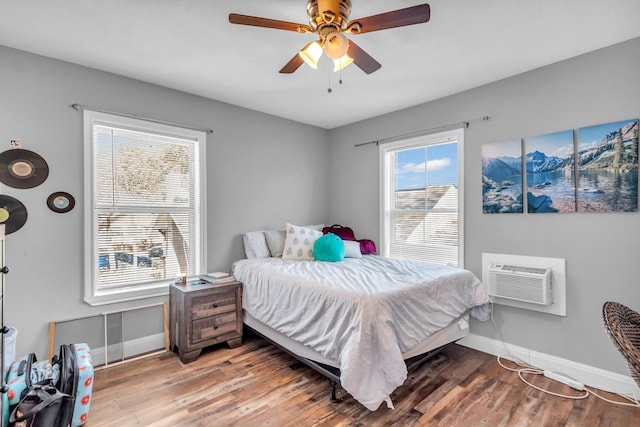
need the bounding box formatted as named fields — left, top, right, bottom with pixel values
left=279, top=53, right=305, bottom=74
left=347, top=40, right=381, bottom=74
left=346, top=4, right=430, bottom=34
left=229, top=13, right=312, bottom=33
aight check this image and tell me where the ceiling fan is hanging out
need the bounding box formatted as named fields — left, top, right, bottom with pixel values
left=229, top=0, right=430, bottom=75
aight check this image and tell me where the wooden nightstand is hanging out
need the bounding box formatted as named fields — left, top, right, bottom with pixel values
left=169, top=280, right=243, bottom=363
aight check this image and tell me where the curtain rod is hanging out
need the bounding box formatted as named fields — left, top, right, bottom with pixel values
left=71, top=104, right=214, bottom=134
left=354, top=115, right=490, bottom=148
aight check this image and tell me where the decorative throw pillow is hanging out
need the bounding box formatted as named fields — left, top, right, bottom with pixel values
left=302, top=224, right=325, bottom=231
left=314, top=233, right=345, bottom=262
left=282, top=223, right=323, bottom=260
left=343, top=240, right=363, bottom=258
left=263, top=229, right=286, bottom=257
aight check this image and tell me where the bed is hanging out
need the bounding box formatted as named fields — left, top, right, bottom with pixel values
left=232, top=226, right=491, bottom=411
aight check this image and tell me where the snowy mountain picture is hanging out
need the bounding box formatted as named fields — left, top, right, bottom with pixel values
left=525, top=130, right=576, bottom=213
left=482, top=119, right=638, bottom=215
left=482, top=139, right=523, bottom=213
left=577, top=119, right=638, bottom=212
left=526, top=150, right=571, bottom=173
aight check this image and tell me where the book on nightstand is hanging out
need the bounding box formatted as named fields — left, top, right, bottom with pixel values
left=200, top=272, right=236, bottom=284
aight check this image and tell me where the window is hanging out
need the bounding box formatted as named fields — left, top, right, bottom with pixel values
left=84, top=110, right=206, bottom=305
left=380, top=128, right=464, bottom=267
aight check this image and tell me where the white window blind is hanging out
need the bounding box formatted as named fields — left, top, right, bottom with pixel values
left=380, top=128, right=464, bottom=267
left=84, top=110, right=206, bottom=305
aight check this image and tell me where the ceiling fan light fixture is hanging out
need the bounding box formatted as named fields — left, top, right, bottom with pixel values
left=298, top=41, right=323, bottom=69
left=230, top=1, right=431, bottom=75
left=333, top=54, right=353, bottom=71
left=324, top=32, right=349, bottom=59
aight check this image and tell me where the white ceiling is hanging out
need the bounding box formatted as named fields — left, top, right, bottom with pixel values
left=1, top=1, right=639, bottom=129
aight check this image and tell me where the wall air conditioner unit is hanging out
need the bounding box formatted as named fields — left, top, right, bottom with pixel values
left=488, top=264, right=552, bottom=305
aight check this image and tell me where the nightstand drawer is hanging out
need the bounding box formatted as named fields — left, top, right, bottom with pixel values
left=192, top=291, right=237, bottom=320
left=192, top=311, right=238, bottom=342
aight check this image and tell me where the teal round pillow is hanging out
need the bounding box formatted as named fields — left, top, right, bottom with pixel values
left=314, top=233, right=345, bottom=262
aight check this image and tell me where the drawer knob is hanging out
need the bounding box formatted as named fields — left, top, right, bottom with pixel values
left=213, top=303, right=219, bottom=308
left=213, top=324, right=219, bottom=330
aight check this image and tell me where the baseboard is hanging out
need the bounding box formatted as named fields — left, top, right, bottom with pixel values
left=91, top=332, right=166, bottom=366
left=458, top=333, right=640, bottom=396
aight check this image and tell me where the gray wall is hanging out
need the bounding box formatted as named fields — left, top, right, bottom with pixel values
left=0, top=45, right=329, bottom=359
left=2, top=36, right=639, bottom=378
left=328, top=37, right=640, bottom=376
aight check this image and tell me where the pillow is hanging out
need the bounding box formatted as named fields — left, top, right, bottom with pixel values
left=242, top=231, right=270, bottom=259
left=303, top=223, right=325, bottom=231
left=242, top=225, right=323, bottom=259
left=263, top=229, right=286, bottom=257
left=343, top=240, right=363, bottom=258
left=314, top=233, right=345, bottom=262
left=282, top=223, right=322, bottom=260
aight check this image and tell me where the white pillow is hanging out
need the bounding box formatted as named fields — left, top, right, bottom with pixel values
left=242, top=231, right=270, bottom=259
left=282, top=223, right=322, bottom=260
left=263, top=229, right=286, bottom=257
left=303, top=223, right=325, bottom=231
left=343, top=240, right=363, bottom=258
left=243, top=224, right=324, bottom=259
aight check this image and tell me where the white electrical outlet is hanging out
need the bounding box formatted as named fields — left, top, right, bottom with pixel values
left=10, top=139, right=21, bottom=148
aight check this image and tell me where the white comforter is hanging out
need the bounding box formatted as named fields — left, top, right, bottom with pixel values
left=232, top=255, right=490, bottom=411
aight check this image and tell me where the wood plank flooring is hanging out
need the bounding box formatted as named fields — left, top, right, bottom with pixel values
left=86, top=330, right=640, bottom=426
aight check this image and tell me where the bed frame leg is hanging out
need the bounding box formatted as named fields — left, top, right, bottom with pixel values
left=329, top=380, right=339, bottom=403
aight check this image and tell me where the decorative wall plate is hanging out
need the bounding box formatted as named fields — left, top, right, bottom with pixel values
left=0, top=148, right=49, bottom=189
left=47, top=192, right=75, bottom=213
left=0, top=194, right=28, bottom=234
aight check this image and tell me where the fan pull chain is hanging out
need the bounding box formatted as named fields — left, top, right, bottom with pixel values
left=327, top=63, right=345, bottom=94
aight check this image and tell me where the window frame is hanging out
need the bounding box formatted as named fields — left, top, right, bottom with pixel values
left=83, top=110, right=206, bottom=306
left=379, top=128, right=465, bottom=267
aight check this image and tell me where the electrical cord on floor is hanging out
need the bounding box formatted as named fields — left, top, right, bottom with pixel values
left=488, top=301, right=640, bottom=408
left=497, top=356, right=588, bottom=400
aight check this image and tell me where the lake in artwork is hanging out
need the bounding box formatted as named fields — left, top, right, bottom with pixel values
left=525, top=130, right=576, bottom=213
left=577, top=119, right=639, bottom=212
left=482, top=139, right=523, bottom=213
left=577, top=168, right=638, bottom=212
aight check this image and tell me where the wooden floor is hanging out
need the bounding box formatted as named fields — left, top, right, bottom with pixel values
left=86, top=331, right=640, bottom=426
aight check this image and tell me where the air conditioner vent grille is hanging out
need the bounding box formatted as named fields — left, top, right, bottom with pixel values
left=494, top=274, right=544, bottom=303
left=488, top=263, right=552, bottom=305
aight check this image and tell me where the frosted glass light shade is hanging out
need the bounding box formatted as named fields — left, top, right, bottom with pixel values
left=324, top=32, right=349, bottom=59
left=299, top=41, right=323, bottom=69
left=333, top=54, right=353, bottom=71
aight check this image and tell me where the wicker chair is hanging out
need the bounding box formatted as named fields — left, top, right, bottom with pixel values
left=602, top=301, right=640, bottom=387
